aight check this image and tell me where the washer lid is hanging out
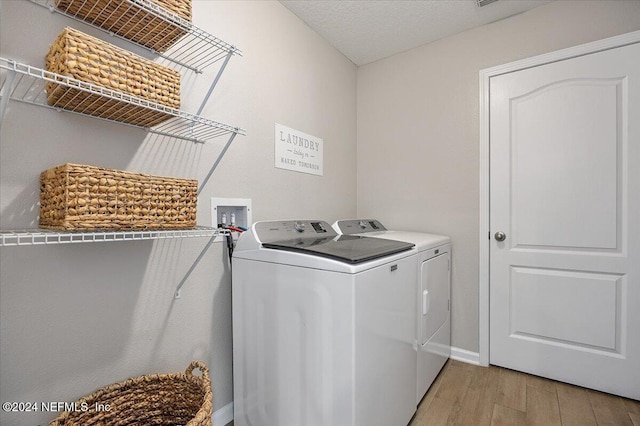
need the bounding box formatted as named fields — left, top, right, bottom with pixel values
left=262, top=235, right=415, bottom=264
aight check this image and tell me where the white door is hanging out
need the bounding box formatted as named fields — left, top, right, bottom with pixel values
left=489, top=41, right=640, bottom=399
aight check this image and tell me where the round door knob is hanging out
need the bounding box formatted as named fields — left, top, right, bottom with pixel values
left=495, top=231, right=506, bottom=242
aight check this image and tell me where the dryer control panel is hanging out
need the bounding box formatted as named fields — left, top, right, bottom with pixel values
left=254, top=220, right=336, bottom=243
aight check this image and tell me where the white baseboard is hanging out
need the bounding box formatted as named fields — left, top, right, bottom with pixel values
left=213, top=402, right=234, bottom=425
left=450, top=346, right=480, bottom=365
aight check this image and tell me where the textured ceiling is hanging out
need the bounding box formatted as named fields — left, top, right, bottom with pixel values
left=280, top=0, right=553, bottom=66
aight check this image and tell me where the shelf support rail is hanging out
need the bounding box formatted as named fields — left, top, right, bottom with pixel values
left=195, top=50, right=233, bottom=116
left=0, top=67, right=17, bottom=128
left=174, top=233, right=218, bottom=298
left=198, top=132, right=238, bottom=195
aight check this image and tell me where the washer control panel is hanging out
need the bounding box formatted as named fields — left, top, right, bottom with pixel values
left=334, top=219, right=387, bottom=235
left=255, top=220, right=335, bottom=243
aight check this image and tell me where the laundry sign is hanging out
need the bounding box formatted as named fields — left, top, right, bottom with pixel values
left=275, top=123, right=323, bottom=176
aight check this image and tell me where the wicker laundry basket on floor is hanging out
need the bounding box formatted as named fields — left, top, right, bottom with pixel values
left=49, top=361, right=213, bottom=426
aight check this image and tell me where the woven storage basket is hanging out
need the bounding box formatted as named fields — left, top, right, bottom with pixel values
left=39, top=163, right=197, bottom=231
left=54, top=0, right=192, bottom=52
left=49, top=361, right=212, bottom=426
left=45, top=27, right=181, bottom=127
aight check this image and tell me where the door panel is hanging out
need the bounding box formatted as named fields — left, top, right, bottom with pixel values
left=511, top=79, right=622, bottom=250
left=489, top=41, right=640, bottom=399
left=510, top=267, right=622, bottom=352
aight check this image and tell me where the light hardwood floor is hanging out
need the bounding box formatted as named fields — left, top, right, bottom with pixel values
left=409, top=360, right=640, bottom=426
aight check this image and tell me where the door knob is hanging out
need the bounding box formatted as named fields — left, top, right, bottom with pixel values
left=495, top=231, right=506, bottom=242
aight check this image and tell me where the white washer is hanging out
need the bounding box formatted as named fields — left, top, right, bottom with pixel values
left=333, top=219, right=451, bottom=404
left=232, top=220, right=419, bottom=426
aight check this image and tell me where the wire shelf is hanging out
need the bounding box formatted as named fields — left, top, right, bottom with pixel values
left=0, top=58, right=246, bottom=143
left=30, top=0, right=243, bottom=73
left=0, top=226, right=224, bottom=246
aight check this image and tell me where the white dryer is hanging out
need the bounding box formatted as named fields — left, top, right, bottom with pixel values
left=333, top=219, right=451, bottom=404
left=232, top=220, right=419, bottom=426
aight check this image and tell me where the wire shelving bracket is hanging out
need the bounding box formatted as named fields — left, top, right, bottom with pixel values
left=1, top=1, right=246, bottom=297
left=29, top=0, right=243, bottom=74
left=0, top=227, right=222, bottom=247
left=0, top=58, right=246, bottom=144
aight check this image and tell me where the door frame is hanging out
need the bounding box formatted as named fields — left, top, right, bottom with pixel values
left=478, top=30, right=640, bottom=367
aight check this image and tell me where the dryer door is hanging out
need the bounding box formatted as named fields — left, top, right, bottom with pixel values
left=420, top=253, right=450, bottom=345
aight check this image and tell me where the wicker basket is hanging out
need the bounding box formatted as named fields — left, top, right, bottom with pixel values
left=49, top=361, right=212, bottom=426
left=45, top=27, right=181, bottom=127
left=39, top=163, right=197, bottom=231
left=54, top=0, right=191, bottom=52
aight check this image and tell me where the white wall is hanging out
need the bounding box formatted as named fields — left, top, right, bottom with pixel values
left=0, top=1, right=356, bottom=424
left=357, top=0, right=640, bottom=353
